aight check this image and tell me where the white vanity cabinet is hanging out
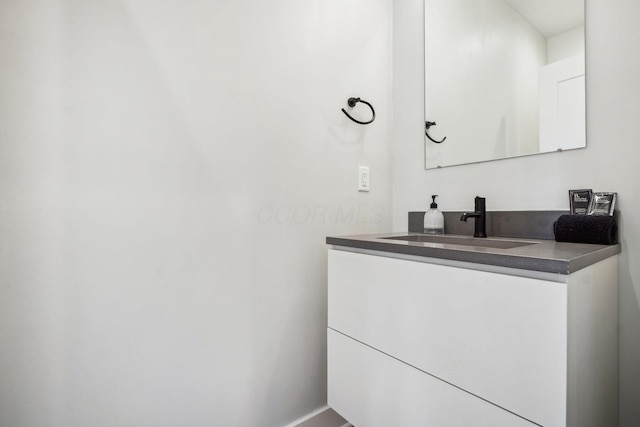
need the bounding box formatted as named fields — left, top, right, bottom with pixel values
left=327, top=248, right=618, bottom=427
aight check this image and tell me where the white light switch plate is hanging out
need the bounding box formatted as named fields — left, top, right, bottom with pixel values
left=358, top=166, right=370, bottom=192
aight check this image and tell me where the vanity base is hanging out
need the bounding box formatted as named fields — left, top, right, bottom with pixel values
left=327, top=248, right=618, bottom=427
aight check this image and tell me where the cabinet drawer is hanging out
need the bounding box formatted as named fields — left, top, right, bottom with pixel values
left=328, top=249, right=567, bottom=426
left=328, top=329, right=537, bottom=427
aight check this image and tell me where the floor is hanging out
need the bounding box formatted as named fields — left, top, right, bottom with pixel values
left=295, top=408, right=350, bottom=427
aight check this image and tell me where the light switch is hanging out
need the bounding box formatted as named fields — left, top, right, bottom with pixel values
left=358, top=166, right=370, bottom=192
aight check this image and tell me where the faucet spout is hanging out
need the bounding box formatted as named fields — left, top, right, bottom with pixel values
left=460, top=212, right=480, bottom=222
left=460, top=197, right=487, bottom=238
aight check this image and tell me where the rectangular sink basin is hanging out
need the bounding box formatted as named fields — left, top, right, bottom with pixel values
left=381, top=234, right=538, bottom=250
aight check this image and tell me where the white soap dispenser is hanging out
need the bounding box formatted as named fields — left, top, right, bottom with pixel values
left=424, top=195, right=445, bottom=234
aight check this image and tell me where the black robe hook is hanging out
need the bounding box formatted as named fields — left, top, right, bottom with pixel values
left=425, top=121, right=446, bottom=143
left=341, top=97, right=375, bottom=125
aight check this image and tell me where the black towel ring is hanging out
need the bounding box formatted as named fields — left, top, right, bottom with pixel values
left=341, top=97, right=375, bottom=125
left=425, top=121, right=446, bottom=143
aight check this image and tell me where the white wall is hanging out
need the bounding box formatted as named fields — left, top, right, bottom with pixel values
left=0, top=1, right=393, bottom=426
left=393, top=0, right=640, bottom=425
left=548, top=25, right=585, bottom=64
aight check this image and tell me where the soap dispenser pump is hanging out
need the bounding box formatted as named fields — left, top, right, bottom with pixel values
left=424, top=195, right=445, bottom=235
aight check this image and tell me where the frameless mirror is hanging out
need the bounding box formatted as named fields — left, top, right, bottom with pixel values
left=425, top=0, right=585, bottom=169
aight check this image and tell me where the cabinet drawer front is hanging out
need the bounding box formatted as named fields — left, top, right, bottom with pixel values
left=328, top=329, right=537, bottom=427
left=328, top=249, right=567, bottom=426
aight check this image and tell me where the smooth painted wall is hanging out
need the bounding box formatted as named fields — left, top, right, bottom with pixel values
left=393, top=0, right=640, bottom=425
left=548, top=25, right=585, bottom=64
left=0, top=1, right=393, bottom=426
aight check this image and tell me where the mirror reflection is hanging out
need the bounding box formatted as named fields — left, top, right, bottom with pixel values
left=425, top=0, right=585, bottom=169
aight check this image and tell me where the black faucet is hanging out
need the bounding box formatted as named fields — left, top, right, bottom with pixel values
left=460, top=196, right=487, bottom=238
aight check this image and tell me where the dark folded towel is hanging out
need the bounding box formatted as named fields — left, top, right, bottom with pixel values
left=554, top=214, right=618, bottom=245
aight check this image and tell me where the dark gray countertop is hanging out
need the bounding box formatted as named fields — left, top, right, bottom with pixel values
left=326, top=232, right=621, bottom=275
